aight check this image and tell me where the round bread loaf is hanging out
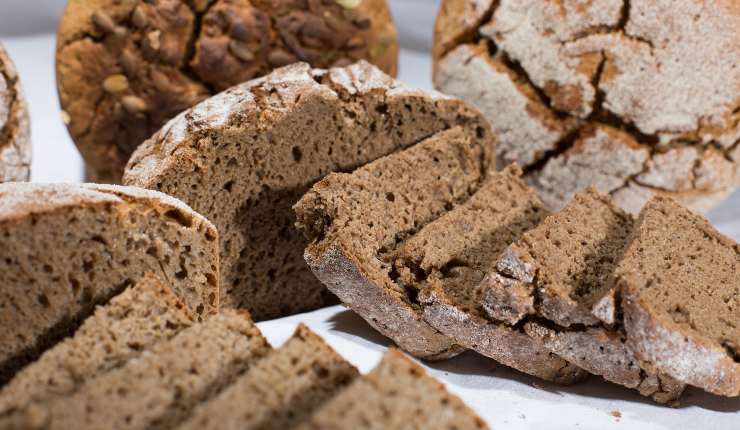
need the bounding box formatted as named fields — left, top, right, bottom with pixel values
left=0, top=42, right=31, bottom=182
left=123, top=60, right=494, bottom=320
left=433, top=0, right=740, bottom=214
left=56, top=0, right=398, bottom=183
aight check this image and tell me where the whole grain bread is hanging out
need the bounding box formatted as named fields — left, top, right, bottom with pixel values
left=178, top=324, right=358, bottom=430
left=616, top=196, right=740, bottom=397
left=0, top=310, right=270, bottom=430
left=0, top=42, right=31, bottom=182
left=124, top=60, right=494, bottom=320
left=298, top=349, right=489, bottom=430
left=0, top=274, right=193, bottom=416
left=57, top=0, right=398, bottom=183
left=0, top=183, right=219, bottom=383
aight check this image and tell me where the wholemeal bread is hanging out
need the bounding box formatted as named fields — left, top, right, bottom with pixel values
left=56, top=0, right=398, bottom=182
left=0, top=310, right=270, bottom=430
left=0, top=42, right=31, bottom=182
left=0, top=183, right=218, bottom=383
left=298, top=349, right=489, bottom=430
left=433, top=0, right=740, bottom=214
left=0, top=274, right=193, bottom=416
left=480, top=189, right=685, bottom=403
left=178, top=324, right=358, bottom=430
left=124, top=60, right=494, bottom=320
left=616, top=197, right=740, bottom=397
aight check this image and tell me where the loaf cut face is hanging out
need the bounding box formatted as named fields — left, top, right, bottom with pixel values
left=178, top=324, right=358, bottom=430
left=617, top=197, right=740, bottom=397
left=0, top=274, right=193, bottom=417
left=0, top=183, right=219, bottom=383
left=298, top=349, right=489, bottom=430
left=1, top=310, right=270, bottom=430
left=0, top=42, right=31, bottom=182
left=124, top=60, right=494, bottom=320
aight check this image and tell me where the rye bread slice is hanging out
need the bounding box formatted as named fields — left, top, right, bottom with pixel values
left=0, top=310, right=270, bottom=430
left=0, top=183, right=219, bottom=383
left=298, top=349, right=489, bottom=430
left=178, top=324, right=358, bottom=430
left=616, top=196, right=740, bottom=397
left=0, top=274, right=193, bottom=416
left=479, top=189, right=685, bottom=403
left=295, top=126, right=493, bottom=359
left=123, top=60, right=494, bottom=320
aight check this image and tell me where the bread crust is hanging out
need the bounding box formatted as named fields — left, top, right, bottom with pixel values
left=0, top=43, right=30, bottom=182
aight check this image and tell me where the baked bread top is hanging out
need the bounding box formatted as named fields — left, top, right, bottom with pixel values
left=0, top=42, right=30, bottom=183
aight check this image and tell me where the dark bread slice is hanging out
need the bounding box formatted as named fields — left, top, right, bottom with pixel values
left=178, top=324, right=358, bottom=430
left=124, top=60, right=494, bottom=320
left=0, top=183, right=219, bottom=383
left=617, top=196, right=740, bottom=397
left=0, top=310, right=270, bottom=430
left=0, top=274, right=193, bottom=416
left=295, top=126, right=492, bottom=359
left=298, top=349, right=489, bottom=430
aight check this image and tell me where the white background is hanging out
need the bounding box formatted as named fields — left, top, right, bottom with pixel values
left=1, top=1, right=739, bottom=429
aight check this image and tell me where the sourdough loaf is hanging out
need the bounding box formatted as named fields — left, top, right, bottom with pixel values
left=616, top=196, right=740, bottom=397
left=0, top=183, right=218, bottom=383
left=0, top=42, right=30, bottom=182
left=178, top=324, right=358, bottom=430
left=124, top=60, right=494, bottom=320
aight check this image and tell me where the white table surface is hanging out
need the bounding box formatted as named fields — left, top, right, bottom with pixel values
left=2, top=32, right=739, bottom=430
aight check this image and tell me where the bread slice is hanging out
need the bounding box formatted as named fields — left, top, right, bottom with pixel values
left=178, top=324, right=358, bottom=430
left=0, top=274, right=193, bottom=416
left=298, top=349, right=488, bottom=430
left=479, top=189, right=685, bottom=402
left=0, top=42, right=31, bottom=183
left=123, top=60, right=494, bottom=320
left=616, top=196, right=740, bottom=397
left=0, top=310, right=270, bottom=430
left=0, top=183, right=219, bottom=382
left=295, top=126, right=492, bottom=360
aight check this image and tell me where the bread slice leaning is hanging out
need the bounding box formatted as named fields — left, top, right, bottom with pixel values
left=0, top=183, right=219, bottom=383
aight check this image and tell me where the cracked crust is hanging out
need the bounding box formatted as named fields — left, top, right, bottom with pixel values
left=433, top=0, right=740, bottom=213
left=56, top=0, right=398, bottom=183
left=0, top=43, right=31, bottom=183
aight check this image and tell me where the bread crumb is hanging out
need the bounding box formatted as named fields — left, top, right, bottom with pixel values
left=611, top=410, right=622, bottom=419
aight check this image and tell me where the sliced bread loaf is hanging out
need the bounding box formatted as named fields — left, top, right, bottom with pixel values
left=298, top=349, right=489, bottom=430
left=616, top=197, right=740, bottom=397
left=1, top=310, right=270, bottom=430
left=178, top=324, right=358, bottom=430
left=123, top=60, right=494, bottom=320
left=0, top=183, right=219, bottom=382
left=0, top=42, right=31, bottom=182
left=0, top=274, right=193, bottom=415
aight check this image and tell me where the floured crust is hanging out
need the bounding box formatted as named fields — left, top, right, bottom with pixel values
left=433, top=0, right=740, bottom=213
left=0, top=43, right=31, bottom=182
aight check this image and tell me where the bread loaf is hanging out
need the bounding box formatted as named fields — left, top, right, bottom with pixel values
left=0, top=42, right=30, bottom=182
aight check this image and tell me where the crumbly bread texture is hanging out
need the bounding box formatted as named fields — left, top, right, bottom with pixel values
left=0, top=274, right=193, bottom=416
left=480, top=188, right=684, bottom=403
left=56, top=0, right=398, bottom=182
left=0, top=183, right=219, bottom=383
left=0, top=310, right=270, bottom=430
left=178, top=324, right=358, bottom=430
left=298, top=349, right=489, bottom=430
left=616, top=197, right=740, bottom=397
left=125, top=60, right=494, bottom=320
left=0, top=42, right=31, bottom=182
left=433, top=0, right=740, bottom=214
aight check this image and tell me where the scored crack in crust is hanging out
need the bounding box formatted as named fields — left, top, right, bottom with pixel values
left=0, top=43, right=31, bottom=183
left=433, top=0, right=740, bottom=214
left=56, top=0, right=398, bottom=183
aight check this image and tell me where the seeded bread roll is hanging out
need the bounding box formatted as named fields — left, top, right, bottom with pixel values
left=433, top=0, right=740, bottom=214
left=178, top=324, right=358, bottom=430
left=57, top=0, right=398, bottom=183
left=616, top=197, right=740, bottom=397
left=0, top=42, right=31, bottom=182
left=0, top=183, right=219, bottom=383
left=124, top=60, right=494, bottom=320
left=0, top=274, right=193, bottom=416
